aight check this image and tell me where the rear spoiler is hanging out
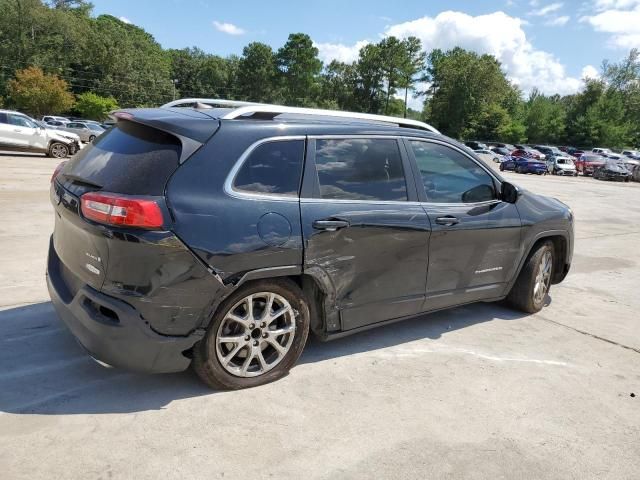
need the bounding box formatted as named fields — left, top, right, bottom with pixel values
left=110, top=109, right=220, bottom=163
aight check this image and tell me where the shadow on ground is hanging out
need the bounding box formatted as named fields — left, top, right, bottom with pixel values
left=0, top=152, right=46, bottom=158
left=0, top=300, right=527, bottom=415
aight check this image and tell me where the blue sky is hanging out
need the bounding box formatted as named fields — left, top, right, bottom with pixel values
left=91, top=0, right=640, bottom=102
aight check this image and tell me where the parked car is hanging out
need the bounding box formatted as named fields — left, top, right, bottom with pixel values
left=514, top=145, right=545, bottom=160
left=45, top=120, right=68, bottom=128
left=490, top=146, right=511, bottom=156
left=547, top=156, right=577, bottom=176
left=501, top=155, right=548, bottom=174
left=37, top=121, right=81, bottom=151
left=0, top=109, right=79, bottom=157
left=593, top=159, right=632, bottom=182
left=464, top=141, right=488, bottom=151
left=61, top=121, right=106, bottom=142
left=534, top=145, right=564, bottom=159
left=592, top=147, right=612, bottom=156
left=575, top=153, right=606, bottom=176
left=474, top=148, right=502, bottom=163
left=42, top=115, right=70, bottom=124
left=631, top=164, right=640, bottom=182
left=621, top=149, right=640, bottom=159
left=47, top=100, right=574, bottom=389
left=566, top=147, right=585, bottom=158
left=486, top=142, right=516, bottom=151
left=620, top=157, right=640, bottom=172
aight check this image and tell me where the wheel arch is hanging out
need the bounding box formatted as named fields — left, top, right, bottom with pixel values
left=518, top=231, right=571, bottom=287
left=203, top=265, right=336, bottom=338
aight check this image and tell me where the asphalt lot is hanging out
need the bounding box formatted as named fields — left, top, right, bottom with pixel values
left=1, top=152, right=639, bottom=479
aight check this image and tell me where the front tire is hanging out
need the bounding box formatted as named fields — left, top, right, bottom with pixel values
left=507, top=241, right=554, bottom=313
left=193, top=278, right=310, bottom=390
left=47, top=142, right=69, bottom=158
left=88, top=135, right=96, bottom=142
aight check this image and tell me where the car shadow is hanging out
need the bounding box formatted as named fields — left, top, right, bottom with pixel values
left=0, top=151, right=46, bottom=158
left=0, top=300, right=528, bottom=415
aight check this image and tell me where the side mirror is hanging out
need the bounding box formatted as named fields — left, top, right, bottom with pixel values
left=501, top=181, right=519, bottom=204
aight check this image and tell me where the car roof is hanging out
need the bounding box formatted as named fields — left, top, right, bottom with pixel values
left=116, top=107, right=450, bottom=145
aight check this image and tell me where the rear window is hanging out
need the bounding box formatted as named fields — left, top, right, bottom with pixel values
left=233, top=140, right=304, bottom=196
left=64, top=121, right=181, bottom=195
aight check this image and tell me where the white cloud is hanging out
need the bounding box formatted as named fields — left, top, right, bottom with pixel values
left=315, top=40, right=370, bottom=64
left=581, top=64, right=600, bottom=79
left=581, top=0, right=640, bottom=48
left=593, top=0, right=640, bottom=9
left=118, top=16, right=131, bottom=24
left=316, top=11, right=593, bottom=109
left=212, top=21, right=245, bottom=36
left=383, top=11, right=585, bottom=95
left=545, top=15, right=570, bottom=25
left=529, top=2, right=564, bottom=16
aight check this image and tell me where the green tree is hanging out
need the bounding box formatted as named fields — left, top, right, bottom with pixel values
left=276, top=33, right=322, bottom=106
left=354, top=44, right=385, bottom=113
left=424, top=47, right=521, bottom=140
left=524, top=90, right=567, bottom=144
left=398, top=36, right=426, bottom=117
left=237, top=42, right=277, bottom=102
left=75, top=92, right=118, bottom=120
left=7, top=66, right=74, bottom=116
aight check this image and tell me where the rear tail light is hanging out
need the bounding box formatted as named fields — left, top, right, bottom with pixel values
left=80, top=192, right=164, bottom=229
left=51, top=161, right=67, bottom=183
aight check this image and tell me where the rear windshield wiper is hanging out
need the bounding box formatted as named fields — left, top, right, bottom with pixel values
left=62, top=173, right=103, bottom=189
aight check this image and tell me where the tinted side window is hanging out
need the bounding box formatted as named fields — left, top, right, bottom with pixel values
left=0, top=113, right=7, bottom=124
left=410, top=141, right=496, bottom=203
left=9, top=114, right=36, bottom=128
left=233, top=140, right=304, bottom=196
left=315, top=138, right=407, bottom=201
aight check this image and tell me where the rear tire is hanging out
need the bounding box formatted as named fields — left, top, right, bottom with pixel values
left=507, top=241, right=554, bottom=314
left=88, top=135, right=96, bottom=142
left=193, top=278, right=310, bottom=390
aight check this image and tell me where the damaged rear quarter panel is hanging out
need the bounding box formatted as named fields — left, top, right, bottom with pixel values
left=101, top=230, right=226, bottom=336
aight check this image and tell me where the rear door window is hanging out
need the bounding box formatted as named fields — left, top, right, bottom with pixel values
left=314, top=138, right=407, bottom=201
left=63, top=120, right=181, bottom=195
left=233, top=140, right=304, bottom=197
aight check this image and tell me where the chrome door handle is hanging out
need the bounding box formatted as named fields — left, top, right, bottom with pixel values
left=313, top=219, right=350, bottom=231
left=435, top=216, right=459, bottom=226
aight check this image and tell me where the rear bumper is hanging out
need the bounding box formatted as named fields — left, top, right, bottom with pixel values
left=47, top=238, right=203, bottom=373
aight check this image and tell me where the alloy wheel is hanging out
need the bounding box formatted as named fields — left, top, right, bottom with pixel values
left=533, top=250, right=552, bottom=304
left=215, top=292, right=296, bottom=377
left=51, top=143, right=68, bottom=158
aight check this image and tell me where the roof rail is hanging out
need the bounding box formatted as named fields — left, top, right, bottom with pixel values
left=162, top=98, right=440, bottom=134
left=161, top=98, right=262, bottom=108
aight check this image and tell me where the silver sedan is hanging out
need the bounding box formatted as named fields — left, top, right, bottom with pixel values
left=61, top=121, right=105, bottom=143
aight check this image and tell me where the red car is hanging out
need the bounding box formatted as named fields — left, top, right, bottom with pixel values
left=575, top=153, right=606, bottom=176
left=511, top=148, right=544, bottom=160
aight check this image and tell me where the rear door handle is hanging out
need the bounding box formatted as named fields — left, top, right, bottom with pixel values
left=435, top=216, right=459, bottom=226
left=312, top=219, right=350, bottom=231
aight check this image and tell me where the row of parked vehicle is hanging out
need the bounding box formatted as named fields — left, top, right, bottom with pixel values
left=41, top=115, right=108, bottom=143
left=0, top=109, right=108, bottom=158
left=466, top=141, right=640, bottom=183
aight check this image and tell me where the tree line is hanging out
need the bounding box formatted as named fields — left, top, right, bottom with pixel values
left=1, top=0, right=638, bottom=147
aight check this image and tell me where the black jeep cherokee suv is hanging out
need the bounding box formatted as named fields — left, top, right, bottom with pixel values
left=47, top=101, right=573, bottom=389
